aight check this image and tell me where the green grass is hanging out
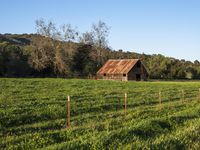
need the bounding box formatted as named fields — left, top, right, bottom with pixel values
left=0, top=78, right=200, bottom=150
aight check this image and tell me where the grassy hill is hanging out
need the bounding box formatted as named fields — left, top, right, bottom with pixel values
left=1, top=78, right=200, bottom=149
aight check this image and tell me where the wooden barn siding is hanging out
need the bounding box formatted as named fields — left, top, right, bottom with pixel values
left=100, top=74, right=127, bottom=81
left=127, top=65, right=148, bottom=80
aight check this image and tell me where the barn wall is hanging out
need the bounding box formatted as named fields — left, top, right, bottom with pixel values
left=97, top=74, right=127, bottom=81
left=127, top=61, right=148, bottom=81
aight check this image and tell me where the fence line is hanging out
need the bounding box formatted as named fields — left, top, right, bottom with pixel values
left=67, top=88, right=200, bottom=128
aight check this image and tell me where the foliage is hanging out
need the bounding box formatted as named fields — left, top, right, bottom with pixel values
left=0, top=42, right=32, bottom=77
left=72, top=44, right=97, bottom=76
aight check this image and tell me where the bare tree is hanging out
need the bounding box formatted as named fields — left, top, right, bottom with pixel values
left=92, top=20, right=110, bottom=48
left=79, top=31, right=94, bottom=45
left=30, top=19, right=60, bottom=72
left=91, top=20, right=110, bottom=66
left=60, top=24, right=79, bottom=42
left=35, top=19, right=60, bottom=40
left=31, top=19, right=77, bottom=76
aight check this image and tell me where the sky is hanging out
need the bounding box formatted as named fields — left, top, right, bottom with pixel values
left=1, top=0, right=200, bottom=61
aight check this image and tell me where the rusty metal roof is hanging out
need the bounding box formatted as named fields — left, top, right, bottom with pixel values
left=97, top=59, right=139, bottom=74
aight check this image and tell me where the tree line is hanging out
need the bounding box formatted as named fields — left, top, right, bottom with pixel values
left=0, top=19, right=200, bottom=79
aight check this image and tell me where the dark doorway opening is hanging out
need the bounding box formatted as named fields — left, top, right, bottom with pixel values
left=136, top=74, right=141, bottom=81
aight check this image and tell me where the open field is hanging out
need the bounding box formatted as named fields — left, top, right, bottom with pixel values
left=1, top=78, right=200, bottom=149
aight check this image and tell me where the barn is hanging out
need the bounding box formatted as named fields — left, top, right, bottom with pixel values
left=97, top=59, right=148, bottom=81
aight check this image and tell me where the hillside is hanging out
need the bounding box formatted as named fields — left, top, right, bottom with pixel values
left=1, top=78, right=200, bottom=149
left=0, top=34, right=200, bottom=79
left=0, top=34, right=33, bottom=45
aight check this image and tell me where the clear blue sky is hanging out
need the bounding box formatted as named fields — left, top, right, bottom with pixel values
left=1, top=0, right=200, bottom=61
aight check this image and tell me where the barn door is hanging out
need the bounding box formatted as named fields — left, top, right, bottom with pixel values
left=136, top=74, right=141, bottom=81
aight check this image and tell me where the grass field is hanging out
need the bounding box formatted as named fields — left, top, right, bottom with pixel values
left=1, top=78, right=200, bottom=150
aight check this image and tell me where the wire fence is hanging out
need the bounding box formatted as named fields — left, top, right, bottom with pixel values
left=66, top=87, right=200, bottom=128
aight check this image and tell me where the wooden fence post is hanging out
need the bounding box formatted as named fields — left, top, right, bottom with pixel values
left=159, top=90, right=162, bottom=105
left=68, top=95, right=70, bottom=128
left=181, top=90, right=185, bottom=104
left=124, top=93, right=127, bottom=116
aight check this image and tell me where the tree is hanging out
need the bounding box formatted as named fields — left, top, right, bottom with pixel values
left=79, top=31, right=94, bottom=45
left=60, top=24, right=78, bottom=42
left=91, top=20, right=110, bottom=66
left=177, top=68, right=186, bottom=79
left=35, top=19, right=60, bottom=39
left=30, top=19, right=63, bottom=75
left=72, top=44, right=96, bottom=76
left=92, top=20, right=110, bottom=48
left=28, top=36, right=55, bottom=72
left=53, top=43, right=73, bottom=77
left=29, top=19, right=60, bottom=73
left=0, top=44, right=31, bottom=77
left=0, top=42, right=9, bottom=76
left=194, top=60, right=200, bottom=65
